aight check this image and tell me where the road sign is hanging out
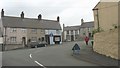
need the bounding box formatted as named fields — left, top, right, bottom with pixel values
left=50, top=32, right=53, bottom=37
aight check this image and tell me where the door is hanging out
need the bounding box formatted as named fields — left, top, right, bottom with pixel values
left=22, top=37, right=26, bottom=47
left=71, top=35, right=74, bottom=41
left=45, top=35, right=50, bottom=44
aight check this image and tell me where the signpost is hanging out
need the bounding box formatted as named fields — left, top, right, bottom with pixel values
left=50, top=32, right=54, bottom=45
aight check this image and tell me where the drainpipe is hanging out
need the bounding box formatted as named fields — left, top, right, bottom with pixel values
left=93, top=8, right=100, bottom=32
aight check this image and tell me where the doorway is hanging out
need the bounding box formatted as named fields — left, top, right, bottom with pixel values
left=71, top=35, right=74, bottom=41
left=45, top=35, right=50, bottom=44
left=22, top=37, right=26, bottom=47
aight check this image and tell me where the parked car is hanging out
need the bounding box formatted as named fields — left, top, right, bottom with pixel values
left=30, top=41, right=47, bottom=48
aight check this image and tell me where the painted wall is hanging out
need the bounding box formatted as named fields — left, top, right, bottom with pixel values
left=63, top=29, right=81, bottom=41
left=93, top=28, right=119, bottom=59
left=93, top=2, right=119, bottom=31
left=45, top=30, right=62, bottom=44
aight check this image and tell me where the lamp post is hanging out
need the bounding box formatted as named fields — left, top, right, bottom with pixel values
left=93, top=8, right=100, bottom=32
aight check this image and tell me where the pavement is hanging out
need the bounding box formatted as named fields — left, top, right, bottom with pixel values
left=72, top=42, right=119, bottom=66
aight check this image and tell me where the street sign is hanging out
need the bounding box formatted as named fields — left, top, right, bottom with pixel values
left=50, top=32, right=53, bottom=37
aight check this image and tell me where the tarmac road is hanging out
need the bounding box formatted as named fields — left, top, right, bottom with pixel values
left=2, top=41, right=101, bottom=68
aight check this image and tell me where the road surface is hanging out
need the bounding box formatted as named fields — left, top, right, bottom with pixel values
left=2, top=41, right=100, bottom=67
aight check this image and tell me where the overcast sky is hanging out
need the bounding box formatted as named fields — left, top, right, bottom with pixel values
left=0, top=0, right=100, bottom=27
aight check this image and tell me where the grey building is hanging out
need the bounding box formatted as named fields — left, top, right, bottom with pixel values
left=63, top=19, right=94, bottom=42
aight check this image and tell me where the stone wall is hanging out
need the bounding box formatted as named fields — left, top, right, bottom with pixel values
left=5, top=44, right=24, bottom=51
left=93, top=28, right=119, bottom=60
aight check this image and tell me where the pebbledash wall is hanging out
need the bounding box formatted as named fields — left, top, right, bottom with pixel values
left=93, top=28, right=119, bottom=60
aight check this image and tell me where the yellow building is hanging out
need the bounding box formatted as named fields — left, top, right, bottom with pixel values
left=93, top=1, right=120, bottom=31
left=93, top=1, right=120, bottom=60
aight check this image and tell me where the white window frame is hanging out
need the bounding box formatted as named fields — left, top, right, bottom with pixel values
left=11, top=28, right=17, bottom=32
left=21, top=28, right=26, bottom=33
left=31, top=29, right=37, bottom=34
left=10, top=37, right=16, bottom=43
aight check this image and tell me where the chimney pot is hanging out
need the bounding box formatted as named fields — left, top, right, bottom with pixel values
left=1, top=9, right=4, bottom=17
left=38, top=14, right=42, bottom=20
left=57, top=16, right=60, bottom=22
left=81, top=19, right=84, bottom=24
left=21, top=11, right=24, bottom=19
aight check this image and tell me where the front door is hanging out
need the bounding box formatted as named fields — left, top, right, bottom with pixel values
left=71, top=35, right=74, bottom=41
left=22, top=37, right=26, bottom=47
left=45, top=35, right=50, bottom=44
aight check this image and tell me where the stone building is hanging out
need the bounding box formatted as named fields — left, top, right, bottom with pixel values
left=93, top=1, right=119, bottom=31
left=93, top=0, right=120, bottom=60
left=0, top=9, right=62, bottom=50
left=63, top=19, right=94, bottom=42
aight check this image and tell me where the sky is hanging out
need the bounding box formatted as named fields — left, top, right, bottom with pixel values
left=0, top=0, right=100, bottom=27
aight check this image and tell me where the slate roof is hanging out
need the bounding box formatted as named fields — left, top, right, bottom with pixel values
left=80, top=21, right=94, bottom=28
left=63, top=21, right=94, bottom=31
left=63, top=25, right=80, bottom=31
left=1, top=16, right=61, bottom=30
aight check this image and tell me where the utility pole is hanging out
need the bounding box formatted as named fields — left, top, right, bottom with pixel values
left=93, top=8, right=100, bottom=32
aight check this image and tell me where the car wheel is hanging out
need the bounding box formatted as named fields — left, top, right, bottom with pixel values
left=35, top=46, right=37, bottom=48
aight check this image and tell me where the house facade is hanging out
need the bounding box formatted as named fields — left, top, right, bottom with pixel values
left=0, top=9, right=62, bottom=48
left=63, top=19, right=94, bottom=42
left=93, top=1, right=119, bottom=31
left=63, top=24, right=80, bottom=41
left=92, top=1, right=120, bottom=60
left=80, top=19, right=94, bottom=39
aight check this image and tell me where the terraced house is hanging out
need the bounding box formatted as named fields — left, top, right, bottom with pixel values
left=63, top=19, right=94, bottom=42
left=0, top=9, right=62, bottom=50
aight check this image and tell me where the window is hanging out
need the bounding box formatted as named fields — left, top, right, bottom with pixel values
left=41, top=37, right=44, bottom=41
left=21, top=28, right=26, bottom=33
left=31, top=29, right=37, bottom=34
left=56, top=30, right=60, bottom=34
left=75, top=30, right=78, bottom=35
left=41, top=29, right=44, bottom=33
left=83, top=33, right=86, bottom=35
left=67, top=30, right=69, bottom=34
left=71, top=30, right=73, bottom=35
left=10, top=37, right=16, bottom=42
left=31, top=37, right=37, bottom=42
left=89, top=33, right=92, bottom=37
left=11, top=28, right=17, bottom=32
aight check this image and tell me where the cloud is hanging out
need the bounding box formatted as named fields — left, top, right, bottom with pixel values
left=0, top=0, right=100, bottom=26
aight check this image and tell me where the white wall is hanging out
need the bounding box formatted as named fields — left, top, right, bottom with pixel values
left=45, top=30, right=62, bottom=35
left=45, top=29, right=62, bottom=44
left=0, top=37, right=3, bottom=44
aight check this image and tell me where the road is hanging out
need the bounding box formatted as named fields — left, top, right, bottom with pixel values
left=2, top=41, right=100, bottom=67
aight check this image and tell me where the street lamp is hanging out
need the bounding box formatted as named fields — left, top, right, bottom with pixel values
left=93, top=8, right=100, bottom=32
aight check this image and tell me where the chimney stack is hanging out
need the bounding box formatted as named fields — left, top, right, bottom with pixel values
left=20, top=11, right=24, bottom=19
left=1, top=9, right=4, bottom=17
left=38, top=14, right=42, bottom=20
left=57, top=16, right=60, bottom=22
left=81, top=18, right=84, bottom=24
